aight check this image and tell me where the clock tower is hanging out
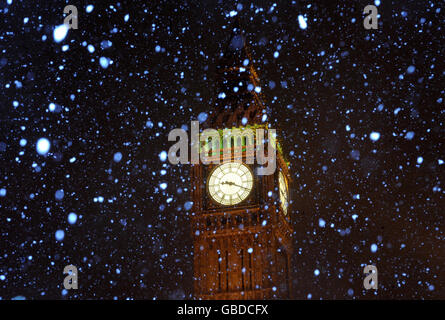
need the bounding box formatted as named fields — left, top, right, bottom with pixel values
left=191, top=33, right=293, bottom=300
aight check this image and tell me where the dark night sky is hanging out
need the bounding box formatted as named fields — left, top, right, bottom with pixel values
left=0, top=0, right=443, bottom=299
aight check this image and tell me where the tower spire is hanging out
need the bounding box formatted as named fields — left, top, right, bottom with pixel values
left=209, top=28, right=265, bottom=128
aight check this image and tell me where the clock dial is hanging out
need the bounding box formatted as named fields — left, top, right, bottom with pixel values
left=278, top=171, right=289, bottom=215
left=207, top=163, right=253, bottom=206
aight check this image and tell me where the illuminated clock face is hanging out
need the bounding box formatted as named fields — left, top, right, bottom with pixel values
left=208, top=163, right=253, bottom=206
left=278, top=171, right=289, bottom=215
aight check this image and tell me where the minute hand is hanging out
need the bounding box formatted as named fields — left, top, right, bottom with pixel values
left=222, top=181, right=249, bottom=190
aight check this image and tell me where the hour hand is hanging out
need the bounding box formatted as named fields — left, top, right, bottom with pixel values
left=222, top=181, right=248, bottom=190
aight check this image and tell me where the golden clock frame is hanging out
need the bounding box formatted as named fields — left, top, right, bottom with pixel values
left=205, top=162, right=256, bottom=209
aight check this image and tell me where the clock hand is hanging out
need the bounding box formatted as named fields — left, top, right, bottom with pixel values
left=221, top=181, right=249, bottom=190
